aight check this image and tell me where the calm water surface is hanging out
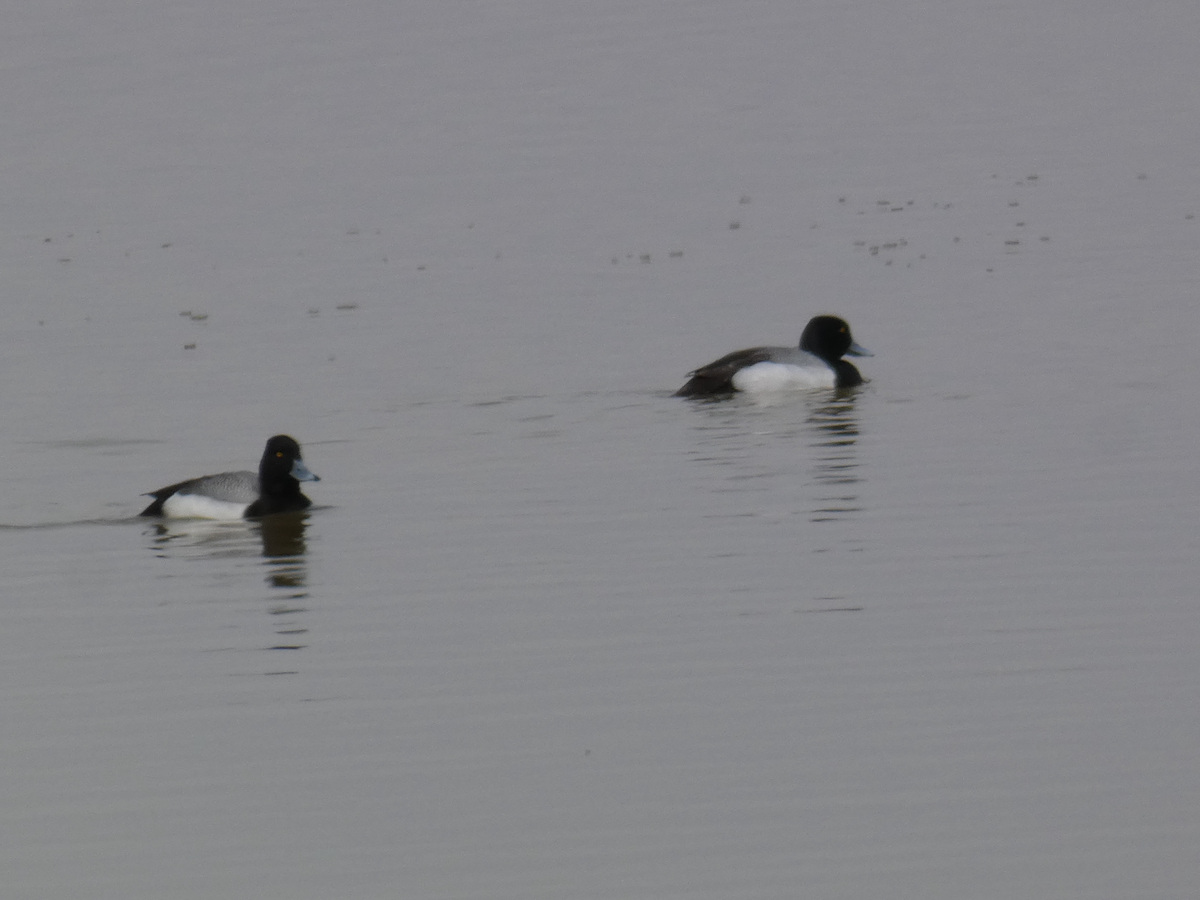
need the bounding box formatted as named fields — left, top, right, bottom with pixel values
left=3, top=1, right=1199, bottom=898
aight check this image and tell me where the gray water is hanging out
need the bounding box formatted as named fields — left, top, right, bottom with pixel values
left=3, top=2, right=1199, bottom=897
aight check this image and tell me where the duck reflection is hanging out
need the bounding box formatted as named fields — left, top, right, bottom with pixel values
left=684, top=391, right=864, bottom=524
left=804, top=396, right=862, bottom=522
left=143, top=512, right=312, bottom=654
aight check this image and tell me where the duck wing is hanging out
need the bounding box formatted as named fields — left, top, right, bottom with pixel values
left=139, top=470, right=259, bottom=516
left=674, top=347, right=775, bottom=397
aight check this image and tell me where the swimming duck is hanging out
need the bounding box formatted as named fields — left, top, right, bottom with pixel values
left=675, top=315, right=871, bottom=397
left=139, top=434, right=319, bottom=519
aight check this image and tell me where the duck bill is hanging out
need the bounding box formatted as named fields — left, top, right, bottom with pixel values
left=846, top=341, right=872, bottom=357
left=290, top=459, right=320, bottom=482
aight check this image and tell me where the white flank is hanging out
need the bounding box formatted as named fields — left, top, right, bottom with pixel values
left=160, top=493, right=251, bottom=520
left=731, top=362, right=836, bottom=393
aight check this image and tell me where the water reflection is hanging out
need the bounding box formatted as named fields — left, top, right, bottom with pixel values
left=684, top=392, right=864, bottom=523
left=805, top=395, right=863, bottom=522
left=259, top=513, right=309, bottom=580
left=144, top=513, right=312, bottom=656
left=256, top=514, right=311, bottom=652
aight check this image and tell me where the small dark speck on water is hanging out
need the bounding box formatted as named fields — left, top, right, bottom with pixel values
left=729, top=221, right=741, bottom=230
left=796, top=605, right=864, bottom=614
left=336, top=303, right=358, bottom=310
left=184, top=343, right=196, bottom=350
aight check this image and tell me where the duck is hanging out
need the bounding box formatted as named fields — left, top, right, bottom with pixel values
left=139, top=434, right=320, bottom=519
left=674, top=315, right=871, bottom=397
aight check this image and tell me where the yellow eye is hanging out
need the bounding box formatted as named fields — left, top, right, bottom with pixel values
left=276, top=452, right=283, bottom=458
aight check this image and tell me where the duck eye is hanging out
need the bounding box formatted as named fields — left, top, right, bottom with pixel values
left=276, top=452, right=283, bottom=458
